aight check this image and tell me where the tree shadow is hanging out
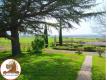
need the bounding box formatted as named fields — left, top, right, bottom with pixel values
left=0, top=51, right=83, bottom=80
left=17, top=53, right=83, bottom=80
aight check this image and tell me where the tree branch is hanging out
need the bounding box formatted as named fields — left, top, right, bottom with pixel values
left=0, top=31, right=13, bottom=40
left=24, top=1, right=57, bottom=17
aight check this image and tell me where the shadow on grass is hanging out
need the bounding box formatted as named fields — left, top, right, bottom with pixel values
left=0, top=51, right=26, bottom=62
left=0, top=51, right=12, bottom=63
left=18, top=53, right=84, bottom=80
left=0, top=52, right=84, bottom=80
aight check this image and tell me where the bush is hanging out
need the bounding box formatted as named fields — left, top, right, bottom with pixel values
left=76, top=47, right=84, bottom=55
left=73, top=45, right=78, bottom=48
left=31, top=36, right=45, bottom=54
left=50, top=42, right=55, bottom=47
left=84, top=46, right=96, bottom=52
left=96, top=47, right=105, bottom=57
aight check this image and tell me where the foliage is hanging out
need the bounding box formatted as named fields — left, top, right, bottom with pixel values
left=76, top=47, right=84, bottom=55
left=0, top=0, right=105, bottom=55
left=0, top=37, right=105, bottom=52
left=84, top=46, right=96, bottom=52
left=0, top=0, right=103, bottom=39
left=91, top=2, right=106, bottom=35
left=31, top=36, right=45, bottom=54
left=96, top=47, right=105, bottom=57
left=53, top=45, right=105, bottom=53
left=50, top=42, right=56, bottom=47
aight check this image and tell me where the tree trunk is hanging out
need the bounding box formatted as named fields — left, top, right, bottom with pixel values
left=44, top=24, right=48, bottom=48
left=59, top=18, right=63, bottom=46
left=11, top=29, right=21, bottom=56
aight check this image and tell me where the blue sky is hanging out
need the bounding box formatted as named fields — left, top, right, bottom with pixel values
left=48, top=0, right=105, bottom=36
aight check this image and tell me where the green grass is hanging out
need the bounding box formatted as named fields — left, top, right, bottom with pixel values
left=0, top=37, right=103, bottom=51
left=0, top=37, right=102, bottom=45
left=92, top=56, right=106, bottom=80
left=0, top=52, right=84, bottom=80
left=0, top=37, right=34, bottom=51
left=0, top=36, right=106, bottom=80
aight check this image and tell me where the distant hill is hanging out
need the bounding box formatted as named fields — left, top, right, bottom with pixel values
left=50, top=34, right=105, bottom=38
left=19, top=33, right=105, bottom=38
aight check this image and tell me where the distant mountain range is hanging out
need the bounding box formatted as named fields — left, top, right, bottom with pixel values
left=20, top=34, right=105, bottom=38
left=50, top=34, right=105, bottom=38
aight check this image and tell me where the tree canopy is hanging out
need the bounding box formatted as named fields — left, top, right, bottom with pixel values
left=0, top=0, right=105, bottom=56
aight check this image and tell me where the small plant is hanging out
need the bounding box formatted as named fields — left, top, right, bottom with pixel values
left=96, top=47, right=105, bottom=57
left=31, top=36, right=45, bottom=54
left=76, top=47, right=84, bottom=55
left=26, top=47, right=31, bottom=52
left=50, top=42, right=55, bottom=47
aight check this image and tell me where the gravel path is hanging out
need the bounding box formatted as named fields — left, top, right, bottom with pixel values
left=76, top=56, right=92, bottom=80
left=0, top=47, right=5, bottom=50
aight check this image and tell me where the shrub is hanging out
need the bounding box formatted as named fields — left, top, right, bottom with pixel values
left=31, top=36, right=45, bottom=54
left=50, top=42, right=56, bottom=47
left=84, top=46, right=96, bottom=52
left=96, top=47, right=105, bottom=57
left=76, top=47, right=84, bottom=55
left=73, top=45, right=78, bottom=48
left=78, top=44, right=83, bottom=47
left=26, top=47, right=31, bottom=53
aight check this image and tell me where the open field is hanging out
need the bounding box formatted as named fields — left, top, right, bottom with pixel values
left=0, top=37, right=105, bottom=51
left=0, top=37, right=34, bottom=51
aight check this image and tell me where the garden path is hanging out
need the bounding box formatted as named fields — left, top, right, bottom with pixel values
left=76, top=55, right=92, bottom=80
left=0, top=46, right=5, bottom=50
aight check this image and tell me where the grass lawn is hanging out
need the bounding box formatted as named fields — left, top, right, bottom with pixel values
left=0, top=37, right=106, bottom=80
left=92, top=56, right=106, bottom=80
left=0, top=37, right=103, bottom=51
left=0, top=52, right=84, bottom=80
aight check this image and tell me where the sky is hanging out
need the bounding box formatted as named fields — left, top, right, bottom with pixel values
left=48, top=0, right=105, bottom=36
left=48, top=20, right=96, bottom=36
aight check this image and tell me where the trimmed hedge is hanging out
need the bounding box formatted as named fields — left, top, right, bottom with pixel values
left=53, top=45, right=105, bottom=52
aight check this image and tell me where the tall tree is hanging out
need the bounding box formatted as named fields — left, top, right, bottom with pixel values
left=55, top=1, right=105, bottom=46
left=90, top=2, right=105, bottom=36
left=59, top=17, right=62, bottom=46
left=0, top=0, right=104, bottom=56
left=44, top=24, right=48, bottom=48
